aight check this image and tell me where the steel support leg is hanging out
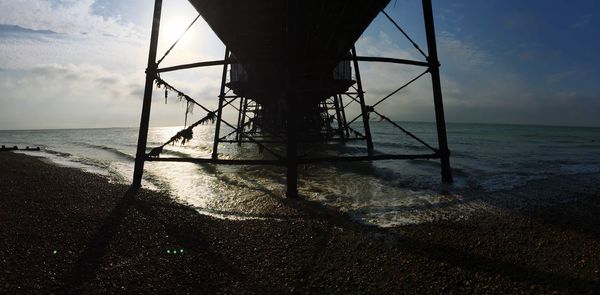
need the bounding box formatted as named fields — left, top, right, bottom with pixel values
left=338, top=94, right=350, bottom=137
left=235, top=97, right=244, bottom=142
left=422, top=0, right=453, bottom=183
left=132, top=0, right=163, bottom=189
left=285, top=2, right=299, bottom=198
left=285, top=71, right=298, bottom=197
left=321, top=101, right=331, bottom=136
left=351, top=46, right=374, bottom=156
left=286, top=119, right=298, bottom=197
left=241, top=98, right=249, bottom=134
left=332, top=96, right=345, bottom=139
left=211, top=48, right=230, bottom=159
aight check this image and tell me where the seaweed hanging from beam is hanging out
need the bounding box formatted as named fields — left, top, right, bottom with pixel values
left=147, top=111, right=216, bottom=158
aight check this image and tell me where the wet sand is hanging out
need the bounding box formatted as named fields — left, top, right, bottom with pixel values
left=1, top=152, right=599, bottom=293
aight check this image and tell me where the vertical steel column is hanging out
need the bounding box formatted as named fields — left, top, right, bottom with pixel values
left=351, top=46, right=374, bottom=156
left=332, top=95, right=345, bottom=139
left=132, top=0, right=163, bottom=189
left=338, top=94, right=350, bottom=137
left=235, top=97, right=244, bottom=142
left=284, top=46, right=298, bottom=197
left=422, top=0, right=453, bottom=183
left=285, top=0, right=298, bottom=198
left=286, top=87, right=298, bottom=198
left=211, top=48, right=230, bottom=159
left=321, top=101, right=331, bottom=136
left=240, top=98, right=248, bottom=136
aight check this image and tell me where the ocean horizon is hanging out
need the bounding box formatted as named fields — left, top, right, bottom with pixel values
left=3, top=120, right=600, bottom=131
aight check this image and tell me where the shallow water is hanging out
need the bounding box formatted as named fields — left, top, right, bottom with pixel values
left=2, top=122, right=599, bottom=226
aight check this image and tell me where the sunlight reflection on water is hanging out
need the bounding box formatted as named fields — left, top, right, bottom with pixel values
left=4, top=123, right=599, bottom=226
left=138, top=126, right=477, bottom=226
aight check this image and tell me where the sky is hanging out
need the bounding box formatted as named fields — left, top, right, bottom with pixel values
left=0, top=0, right=599, bottom=130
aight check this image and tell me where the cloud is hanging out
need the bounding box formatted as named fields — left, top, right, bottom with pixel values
left=0, top=59, right=229, bottom=129
left=0, top=64, right=143, bottom=129
left=436, top=5, right=465, bottom=25
left=0, top=32, right=147, bottom=71
left=353, top=27, right=600, bottom=127
left=0, top=0, right=228, bottom=129
left=0, top=62, right=225, bottom=129
left=0, top=24, right=58, bottom=36
left=354, top=29, right=501, bottom=123
left=0, top=0, right=145, bottom=38
left=438, top=31, right=492, bottom=70
left=354, top=31, right=459, bottom=122
left=2, top=1, right=597, bottom=129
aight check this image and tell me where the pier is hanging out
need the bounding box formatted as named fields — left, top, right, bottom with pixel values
left=132, top=0, right=453, bottom=197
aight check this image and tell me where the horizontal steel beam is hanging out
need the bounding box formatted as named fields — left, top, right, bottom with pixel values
left=297, top=153, right=440, bottom=164
left=348, top=56, right=430, bottom=67
left=218, top=137, right=365, bottom=144
left=157, top=56, right=429, bottom=74
left=146, top=157, right=284, bottom=165
left=145, top=153, right=439, bottom=166
left=157, top=60, right=230, bottom=73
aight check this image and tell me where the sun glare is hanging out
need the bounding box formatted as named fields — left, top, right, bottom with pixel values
left=161, top=18, right=190, bottom=43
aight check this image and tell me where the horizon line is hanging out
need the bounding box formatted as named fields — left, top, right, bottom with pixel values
left=2, top=120, right=600, bottom=132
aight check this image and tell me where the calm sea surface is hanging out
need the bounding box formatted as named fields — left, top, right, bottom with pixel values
left=2, top=122, right=599, bottom=226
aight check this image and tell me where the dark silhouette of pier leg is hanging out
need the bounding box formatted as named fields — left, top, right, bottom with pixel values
left=285, top=2, right=299, bottom=198
left=351, top=46, right=374, bottom=156
left=235, top=97, right=244, bottom=143
left=132, top=0, right=163, bottom=189
left=212, top=48, right=230, bottom=160
left=422, top=0, right=453, bottom=183
left=285, top=76, right=299, bottom=198
left=286, top=113, right=298, bottom=198
left=338, top=94, right=350, bottom=138
left=238, top=97, right=248, bottom=145
left=332, top=95, right=345, bottom=139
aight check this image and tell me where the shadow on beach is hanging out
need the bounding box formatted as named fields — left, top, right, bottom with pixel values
left=1, top=152, right=599, bottom=293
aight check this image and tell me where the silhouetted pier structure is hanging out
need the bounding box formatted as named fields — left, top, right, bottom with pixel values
left=132, top=0, right=453, bottom=197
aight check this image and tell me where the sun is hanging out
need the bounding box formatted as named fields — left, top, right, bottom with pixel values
left=161, top=17, right=190, bottom=43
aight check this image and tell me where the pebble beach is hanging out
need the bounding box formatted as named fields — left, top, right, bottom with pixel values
left=1, top=152, right=600, bottom=293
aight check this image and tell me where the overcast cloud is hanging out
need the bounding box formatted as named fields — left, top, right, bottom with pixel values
left=1, top=0, right=599, bottom=129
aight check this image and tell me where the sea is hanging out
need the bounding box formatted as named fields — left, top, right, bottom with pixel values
left=2, top=122, right=599, bottom=226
